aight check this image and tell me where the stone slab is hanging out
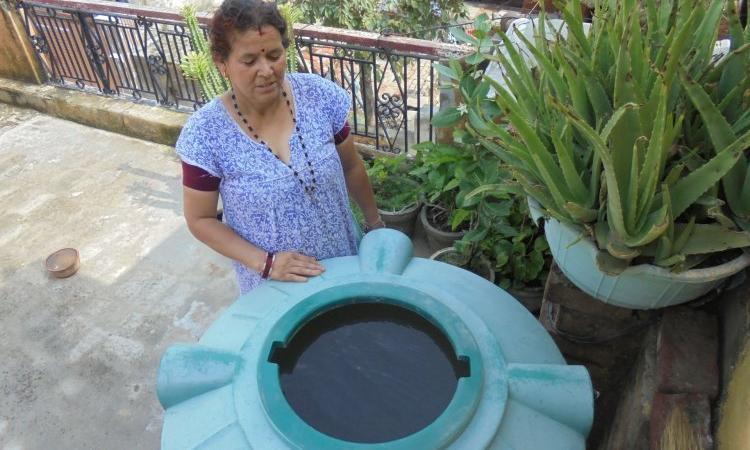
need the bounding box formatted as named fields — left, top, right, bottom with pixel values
left=0, top=77, right=188, bottom=146
left=0, top=103, right=237, bottom=449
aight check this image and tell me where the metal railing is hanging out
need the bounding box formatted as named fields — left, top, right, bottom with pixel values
left=13, top=0, right=471, bottom=153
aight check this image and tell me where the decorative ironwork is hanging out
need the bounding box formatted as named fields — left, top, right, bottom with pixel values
left=147, top=55, right=167, bottom=75
left=14, top=0, right=462, bottom=153
left=30, top=35, right=48, bottom=53
left=84, top=43, right=106, bottom=65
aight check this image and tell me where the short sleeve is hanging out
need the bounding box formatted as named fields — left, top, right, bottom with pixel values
left=319, top=77, right=351, bottom=135
left=175, top=112, right=222, bottom=178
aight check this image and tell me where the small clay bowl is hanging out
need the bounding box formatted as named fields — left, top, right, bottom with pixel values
left=45, top=248, right=80, bottom=278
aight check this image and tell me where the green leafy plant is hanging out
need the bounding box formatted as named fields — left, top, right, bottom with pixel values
left=449, top=2, right=750, bottom=274
left=286, top=0, right=465, bottom=38
left=455, top=188, right=550, bottom=289
left=180, top=5, right=229, bottom=100
left=180, top=4, right=301, bottom=100
left=410, top=141, right=481, bottom=232
left=278, top=3, right=303, bottom=73
left=365, top=155, right=420, bottom=212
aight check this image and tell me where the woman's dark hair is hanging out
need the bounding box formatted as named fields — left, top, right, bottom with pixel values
left=210, top=0, right=289, bottom=62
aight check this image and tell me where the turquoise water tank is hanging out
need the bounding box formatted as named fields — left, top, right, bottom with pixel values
left=157, top=229, right=593, bottom=449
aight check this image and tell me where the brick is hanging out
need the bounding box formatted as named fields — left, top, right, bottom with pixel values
left=649, top=393, right=712, bottom=450
left=656, top=307, right=719, bottom=399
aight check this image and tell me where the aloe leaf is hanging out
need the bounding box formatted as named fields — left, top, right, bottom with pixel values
left=595, top=249, right=632, bottom=275
left=687, top=0, right=723, bottom=78
left=637, top=82, right=668, bottom=221
left=592, top=218, right=609, bottom=247
left=623, top=191, right=671, bottom=247
left=554, top=45, right=594, bottom=125
left=648, top=25, right=675, bottom=91
left=498, top=32, right=541, bottom=104
left=680, top=71, right=748, bottom=215
left=555, top=100, right=634, bottom=238
left=588, top=152, right=602, bottom=207
left=644, top=0, right=658, bottom=51
left=740, top=163, right=750, bottom=214
left=626, top=138, right=641, bottom=231
left=514, top=31, right=569, bottom=102
left=663, top=163, right=684, bottom=187
left=661, top=8, right=700, bottom=100
left=680, top=224, right=750, bottom=254
left=627, top=11, right=645, bottom=102
left=606, top=227, right=641, bottom=259
left=563, top=202, right=598, bottom=223
left=653, top=232, right=672, bottom=262
left=551, top=126, right=588, bottom=202
left=655, top=253, right=687, bottom=268
left=560, top=0, right=592, bottom=57
left=529, top=152, right=572, bottom=211
left=670, top=129, right=750, bottom=218
left=514, top=170, right=570, bottom=223
left=703, top=200, right=737, bottom=229
left=583, top=76, right=613, bottom=124
left=671, top=216, right=696, bottom=254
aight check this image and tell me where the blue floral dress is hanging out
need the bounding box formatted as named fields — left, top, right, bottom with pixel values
left=176, top=73, right=360, bottom=293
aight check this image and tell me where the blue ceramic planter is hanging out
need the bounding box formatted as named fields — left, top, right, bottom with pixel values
left=157, top=229, right=593, bottom=449
left=544, top=217, right=750, bottom=309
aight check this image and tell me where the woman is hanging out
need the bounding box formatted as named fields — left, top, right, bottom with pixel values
left=176, top=0, right=383, bottom=293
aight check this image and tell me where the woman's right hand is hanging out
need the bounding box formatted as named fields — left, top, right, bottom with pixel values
left=269, top=252, right=325, bottom=282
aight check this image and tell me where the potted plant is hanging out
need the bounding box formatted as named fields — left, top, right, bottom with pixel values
left=365, top=154, right=422, bottom=237
left=410, top=140, right=483, bottom=253
left=429, top=247, right=496, bottom=283
left=454, top=180, right=551, bottom=312
left=450, top=4, right=750, bottom=309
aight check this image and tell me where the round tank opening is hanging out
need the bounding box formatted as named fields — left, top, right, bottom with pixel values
left=268, top=300, right=471, bottom=443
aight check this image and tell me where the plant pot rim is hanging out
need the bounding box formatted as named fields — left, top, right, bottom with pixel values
left=420, top=205, right=468, bottom=238
left=508, top=285, right=545, bottom=294
left=548, top=217, right=750, bottom=282
left=429, top=247, right=496, bottom=283
left=379, top=200, right=422, bottom=216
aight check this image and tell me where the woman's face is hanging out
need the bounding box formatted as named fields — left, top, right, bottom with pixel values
left=219, top=25, right=287, bottom=107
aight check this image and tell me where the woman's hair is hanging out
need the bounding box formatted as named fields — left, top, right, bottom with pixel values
left=210, top=0, right=289, bottom=62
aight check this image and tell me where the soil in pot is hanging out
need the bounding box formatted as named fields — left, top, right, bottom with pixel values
left=421, top=206, right=471, bottom=254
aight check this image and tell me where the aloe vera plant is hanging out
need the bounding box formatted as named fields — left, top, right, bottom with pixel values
left=448, top=0, right=750, bottom=273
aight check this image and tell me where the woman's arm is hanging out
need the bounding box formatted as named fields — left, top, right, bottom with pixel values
left=335, top=135, right=383, bottom=230
left=183, top=186, right=324, bottom=281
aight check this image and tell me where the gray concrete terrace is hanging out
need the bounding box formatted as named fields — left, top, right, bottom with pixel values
left=0, top=102, right=239, bottom=449
left=0, top=101, right=431, bottom=449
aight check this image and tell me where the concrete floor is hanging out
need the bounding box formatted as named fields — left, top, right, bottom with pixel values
left=0, top=104, right=237, bottom=449
left=0, top=103, right=432, bottom=450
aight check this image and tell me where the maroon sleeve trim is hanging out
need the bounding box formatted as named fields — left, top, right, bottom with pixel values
left=334, top=120, right=351, bottom=145
left=181, top=161, right=221, bottom=191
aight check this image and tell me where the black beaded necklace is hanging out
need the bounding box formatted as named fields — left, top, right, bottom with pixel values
left=231, top=87, right=317, bottom=195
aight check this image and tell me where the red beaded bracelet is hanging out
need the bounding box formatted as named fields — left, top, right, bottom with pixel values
left=261, top=252, right=275, bottom=279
